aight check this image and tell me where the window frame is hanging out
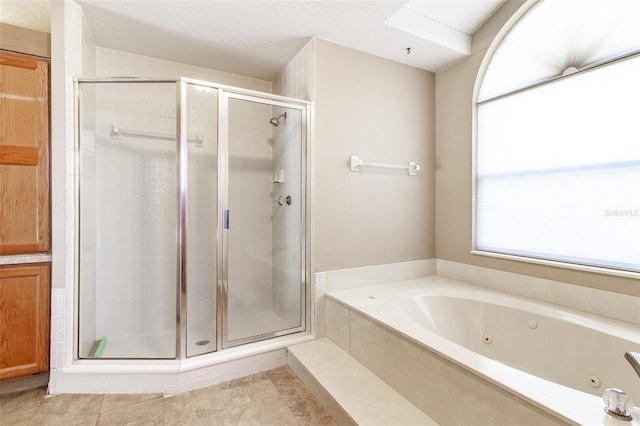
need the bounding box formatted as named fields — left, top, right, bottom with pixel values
left=471, top=0, right=640, bottom=279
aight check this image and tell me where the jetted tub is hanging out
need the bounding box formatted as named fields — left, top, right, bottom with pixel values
left=327, top=276, right=640, bottom=425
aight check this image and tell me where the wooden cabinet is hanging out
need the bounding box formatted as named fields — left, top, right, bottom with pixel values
left=0, top=49, right=51, bottom=383
left=0, top=51, right=50, bottom=254
left=0, top=264, right=50, bottom=381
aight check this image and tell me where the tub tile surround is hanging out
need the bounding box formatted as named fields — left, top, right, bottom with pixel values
left=436, top=259, right=640, bottom=326
left=346, top=306, right=566, bottom=426
left=325, top=290, right=640, bottom=426
left=314, top=259, right=437, bottom=340
left=326, top=298, right=351, bottom=352
left=316, top=258, right=639, bottom=326
left=319, top=258, right=437, bottom=293
left=313, top=273, right=327, bottom=339
left=319, top=260, right=640, bottom=425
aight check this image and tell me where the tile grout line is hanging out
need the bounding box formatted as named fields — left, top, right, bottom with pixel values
left=27, top=393, right=43, bottom=426
left=95, top=394, right=105, bottom=426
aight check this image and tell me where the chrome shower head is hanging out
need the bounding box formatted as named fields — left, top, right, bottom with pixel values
left=269, top=112, right=287, bottom=127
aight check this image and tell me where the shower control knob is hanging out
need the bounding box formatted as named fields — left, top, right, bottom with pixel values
left=277, top=195, right=292, bottom=206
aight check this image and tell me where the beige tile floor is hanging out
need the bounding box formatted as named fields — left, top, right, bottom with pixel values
left=0, top=367, right=336, bottom=426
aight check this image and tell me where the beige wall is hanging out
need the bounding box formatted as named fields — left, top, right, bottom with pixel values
left=435, top=1, right=639, bottom=297
left=0, top=22, right=50, bottom=58
left=314, top=39, right=436, bottom=272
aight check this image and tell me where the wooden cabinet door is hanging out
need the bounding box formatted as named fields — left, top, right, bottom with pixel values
left=0, top=264, right=50, bottom=381
left=0, top=52, right=50, bottom=254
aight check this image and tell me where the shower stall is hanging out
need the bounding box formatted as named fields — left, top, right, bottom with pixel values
left=75, top=78, right=310, bottom=359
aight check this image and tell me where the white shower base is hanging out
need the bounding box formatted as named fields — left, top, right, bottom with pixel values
left=98, top=332, right=176, bottom=359
left=227, top=309, right=294, bottom=343
left=97, top=330, right=217, bottom=359
left=93, top=309, right=295, bottom=359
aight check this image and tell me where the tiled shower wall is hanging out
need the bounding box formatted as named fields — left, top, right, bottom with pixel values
left=95, top=47, right=272, bottom=93
left=273, top=39, right=315, bottom=101
left=185, top=84, right=218, bottom=355
left=270, top=106, right=303, bottom=327
left=273, top=39, right=316, bottom=333
left=226, top=98, right=274, bottom=320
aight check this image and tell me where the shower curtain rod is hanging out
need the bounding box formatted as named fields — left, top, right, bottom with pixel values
left=111, top=125, right=203, bottom=146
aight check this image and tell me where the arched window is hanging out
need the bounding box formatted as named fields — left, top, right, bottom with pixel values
left=473, top=0, right=640, bottom=276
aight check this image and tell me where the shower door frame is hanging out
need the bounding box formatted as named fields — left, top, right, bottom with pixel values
left=219, top=90, right=310, bottom=349
left=74, top=77, right=311, bottom=360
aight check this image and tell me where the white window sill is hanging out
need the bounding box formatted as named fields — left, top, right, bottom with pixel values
left=471, top=249, right=640, bottom=280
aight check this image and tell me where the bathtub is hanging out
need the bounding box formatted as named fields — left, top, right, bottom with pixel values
left=327, top=276, right=640, bottom=425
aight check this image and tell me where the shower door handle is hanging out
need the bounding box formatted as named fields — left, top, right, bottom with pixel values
left=224, top=209, right=230, bottom=229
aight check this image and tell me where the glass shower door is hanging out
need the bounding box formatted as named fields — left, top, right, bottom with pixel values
left=223, top=95, right=306, bottom=347
left=78, top=82, right=177, bottom=359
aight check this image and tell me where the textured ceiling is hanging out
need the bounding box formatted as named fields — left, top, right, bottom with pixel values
left=0, top=0, right=506, bottom=80
left=0, top=0, right=51, bottom=32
